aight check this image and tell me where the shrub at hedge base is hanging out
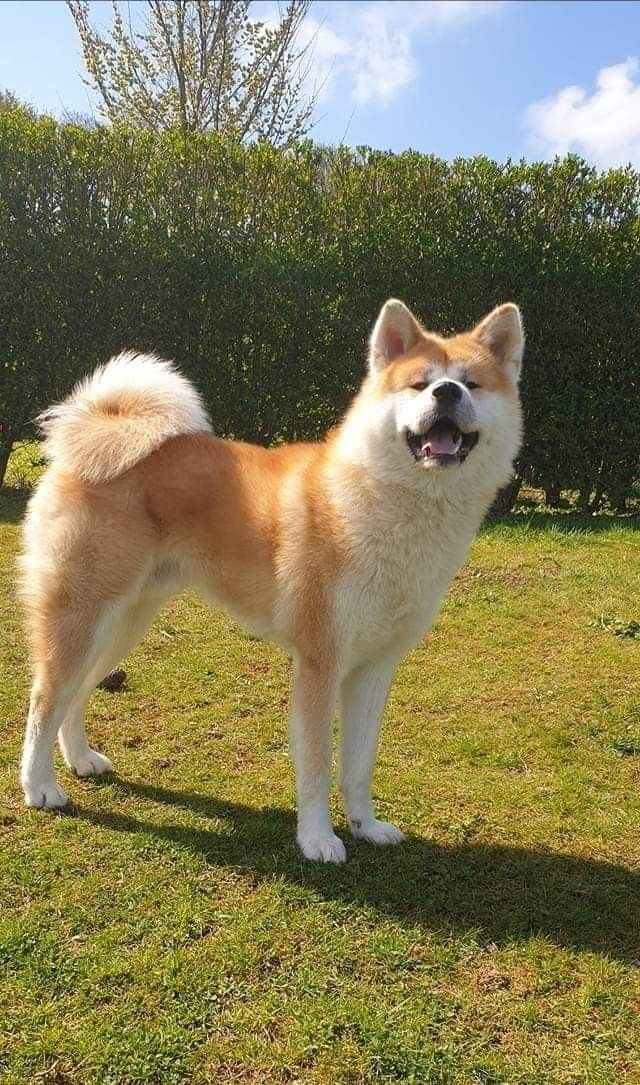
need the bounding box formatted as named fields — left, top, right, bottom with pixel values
left=1, top=113, right=638, bottom=509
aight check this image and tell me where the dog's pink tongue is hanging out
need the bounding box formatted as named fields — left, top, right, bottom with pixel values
left=426, top=432, right=459, bottom=456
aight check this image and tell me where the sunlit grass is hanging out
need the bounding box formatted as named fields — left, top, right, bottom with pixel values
left=1, top=449, right=639, bottom=1084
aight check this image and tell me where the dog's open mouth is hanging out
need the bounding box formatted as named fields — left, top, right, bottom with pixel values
left=406, top=418, right=479, bottom=466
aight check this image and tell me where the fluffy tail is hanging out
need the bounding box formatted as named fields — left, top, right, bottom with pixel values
left=38, top=351, right=211, bottom=483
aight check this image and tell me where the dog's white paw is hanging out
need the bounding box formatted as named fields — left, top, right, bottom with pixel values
left=71, top=750, right=114, bottom=777
left=23, top=779, right=69, bottom=809
left=349, top=817, right=406, bottom=846
left=298, top=830, right=347, bottom=864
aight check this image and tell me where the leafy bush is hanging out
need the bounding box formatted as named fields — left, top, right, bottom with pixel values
left=1, top=112, right=638, bottom=508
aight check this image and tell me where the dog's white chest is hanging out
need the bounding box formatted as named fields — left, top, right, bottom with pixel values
left=336, top=521, right=469, bottom=664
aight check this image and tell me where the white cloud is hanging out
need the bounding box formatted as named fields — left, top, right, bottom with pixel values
left=302, top=0, right=507, bottom=108
left=296, top=16, right=354, bottom=102
left=349, top=6, right=415, bottom=106
left=524, top=58, right=640, bottom=169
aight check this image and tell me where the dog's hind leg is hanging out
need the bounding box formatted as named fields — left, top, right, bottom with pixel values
left=58, top=594, right=164, bottom=779
left=21, top=608, right=114, bottom=809
left=21, top=587, right=156, bottom=808
left=21, top=682, right=77, bottom=809
left=58, top=692, right=115, bottom=779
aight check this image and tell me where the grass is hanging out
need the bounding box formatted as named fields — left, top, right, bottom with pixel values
left=1, top=445, right=639, bottom=1084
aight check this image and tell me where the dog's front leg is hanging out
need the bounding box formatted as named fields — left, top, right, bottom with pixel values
left=289, top=658, right=346, bottom=863
left=339, top=661, right=406, bottom=846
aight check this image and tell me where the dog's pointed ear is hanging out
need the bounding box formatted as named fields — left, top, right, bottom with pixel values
left=472, top=303, right=524, bottom=379
left=369, top=299, right=425, bottom=373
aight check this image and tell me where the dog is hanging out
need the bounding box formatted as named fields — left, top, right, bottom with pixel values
left=19, top=299, right=523, bottom=862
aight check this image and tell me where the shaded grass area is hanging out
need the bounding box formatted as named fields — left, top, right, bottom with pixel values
left=1, top=458, right=639, bottom=1084
left=67, top=779, right=640, bottom=962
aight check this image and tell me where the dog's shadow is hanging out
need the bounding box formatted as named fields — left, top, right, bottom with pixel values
left=75, top=778, right=639, bottom=964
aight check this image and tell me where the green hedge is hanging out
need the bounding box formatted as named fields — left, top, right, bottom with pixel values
left=1, top=112, right=639, bottom=509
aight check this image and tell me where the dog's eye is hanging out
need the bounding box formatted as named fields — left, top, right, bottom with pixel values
left=465, top=380, right=480, bottom=390
left=411, top=381, right=429, bottom=392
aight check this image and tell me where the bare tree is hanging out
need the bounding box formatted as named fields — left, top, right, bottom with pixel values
left=66, top=0, right=318, bottom=145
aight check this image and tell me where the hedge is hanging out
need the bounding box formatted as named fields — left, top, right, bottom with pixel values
left=1, top=112, right=639, bottom=509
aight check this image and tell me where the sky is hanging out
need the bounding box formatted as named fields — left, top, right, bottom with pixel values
left=0, top=0, right=639, bottom=167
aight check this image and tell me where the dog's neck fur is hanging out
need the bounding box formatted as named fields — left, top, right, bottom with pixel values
left=328, top=398, right=499, bottom=517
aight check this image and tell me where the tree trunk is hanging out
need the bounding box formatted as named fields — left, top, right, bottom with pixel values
left=0, top=434, right=14, bottom=487
left=544, top=483, right=562, bottom=507
left=490, top=476, right=522, bottom=517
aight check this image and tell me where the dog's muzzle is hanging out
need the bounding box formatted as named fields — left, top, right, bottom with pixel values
left=405, top=416, right=479, bottom=467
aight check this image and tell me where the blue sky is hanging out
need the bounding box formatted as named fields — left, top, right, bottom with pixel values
left=1, top=1, right=639, bottom=166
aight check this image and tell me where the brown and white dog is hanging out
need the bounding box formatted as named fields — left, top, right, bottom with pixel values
left=20, top=299, right=523, bottom=862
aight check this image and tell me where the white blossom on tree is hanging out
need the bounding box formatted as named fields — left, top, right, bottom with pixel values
left=66, top=1, right=318, bottom=145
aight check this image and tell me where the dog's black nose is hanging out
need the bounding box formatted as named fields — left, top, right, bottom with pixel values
left=432, top=380, right=462, bottom=403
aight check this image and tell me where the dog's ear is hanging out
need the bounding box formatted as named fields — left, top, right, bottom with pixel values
left=472, top=303, right=524, bottom=379
left=369, top=299, right=425, bottom=373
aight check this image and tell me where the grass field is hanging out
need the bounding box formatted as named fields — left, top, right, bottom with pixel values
left=1, top=448, right=639, bottom=1084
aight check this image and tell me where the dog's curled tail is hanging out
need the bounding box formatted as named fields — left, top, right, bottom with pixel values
left=38, top=352, right=211, bottom=484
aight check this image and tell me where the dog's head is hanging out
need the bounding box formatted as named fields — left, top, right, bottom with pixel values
left=341, top=299, right=523, bottom=489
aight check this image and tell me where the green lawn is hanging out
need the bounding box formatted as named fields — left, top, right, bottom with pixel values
left=1, top=456, right=639, bottom=1084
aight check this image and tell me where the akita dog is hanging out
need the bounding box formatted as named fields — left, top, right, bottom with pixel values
left=20, top=299, right=523, bottom=862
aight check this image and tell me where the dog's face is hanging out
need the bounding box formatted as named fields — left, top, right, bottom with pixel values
left=351, top=299, right=523, bottom=486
